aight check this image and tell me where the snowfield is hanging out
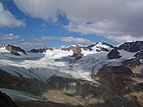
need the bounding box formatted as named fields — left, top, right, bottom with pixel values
left=0, top=46, right=136, bottom=81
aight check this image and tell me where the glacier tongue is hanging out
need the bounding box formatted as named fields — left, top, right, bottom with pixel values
left=0, top=49, right=94, bottom=81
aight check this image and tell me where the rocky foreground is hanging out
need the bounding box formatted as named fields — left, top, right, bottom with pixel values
left=0, top=65, right=143, bottom=107
left=0, top=41, right=143, bottom=107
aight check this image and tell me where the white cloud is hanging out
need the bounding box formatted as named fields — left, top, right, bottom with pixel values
left=0, top=33, right=20, bottom=40
left=0, top=33, right=25, bottom=46
left=34, top=36, right=92, bottom=45
left=0, top=2, right=25, bottom=28
left=0, top=33, right=92, bottom=49
left=61, top=37, right=91, bottom=45
left=106, top=35, right=143, bottom=43
left=19, top=42, right=33, bottom=48
left=14, top=0, right=143, bottom=42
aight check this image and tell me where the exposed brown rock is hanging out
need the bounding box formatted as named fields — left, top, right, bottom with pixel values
left=92, top=65, right=143, bottom=107
left=72, top=45, right=83, bottom=59
left=131, top=64, right=143, bottom=74
left=92, top=66, right=133, bottom=95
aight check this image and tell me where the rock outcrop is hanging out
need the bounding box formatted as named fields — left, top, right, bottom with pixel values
left=107, top=49, right=121, bottom=59
left=29, top=48, right=53, bottom=53
left=29, top=48, right=46, bottom=53
left=72, top=45, right=83, bottom=59
left=0, top=69, right=46, bottom=95
left=6, top=45, right=26, bottom=56
left=93, top=66, right=133, bottom=95
left=119, top=41, right=143, bottom=52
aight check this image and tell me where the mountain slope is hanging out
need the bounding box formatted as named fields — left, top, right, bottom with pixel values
left=0, top=41, right=143, bottom=107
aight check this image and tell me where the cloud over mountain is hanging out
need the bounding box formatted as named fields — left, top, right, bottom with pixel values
left=0, top=33, right=91, bottom=48
left=0, top=33, right=20, bottom=40
left=14, top=0, right=143, bottom=42
left=60, top=37, right=91, bottom=44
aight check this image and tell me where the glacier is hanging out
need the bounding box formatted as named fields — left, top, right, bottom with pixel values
left=0, top=46, right=136, bottom=82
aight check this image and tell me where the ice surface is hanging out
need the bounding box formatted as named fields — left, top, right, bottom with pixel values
left=0, top=46, right=136, bottom=81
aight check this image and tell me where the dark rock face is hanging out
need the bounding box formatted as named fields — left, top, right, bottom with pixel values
left=107, top=49, right=121, bottom=59
left=6, top=45, right=27, bottom=56
left=82, top=44, right=95, bottom=51
left=100, top=47, right=109, bottom=52
left=46, top=48, right=53, bottom=51
left=29, top=48, right=46, bottom=53
left=110, top=66, right=133, bottom=75
left=0, top=68, right=122, bottom=107
left=122, top=58, right=142, bottom=68
left=93, top=66, right=133, bottom=95
left=92, top=65, right=143, bottom=107
left=15, top=100, right=77, bottom=107
left=0, top=69, right=46, bottom=95
left=119, top=41, right=143, bottom=52
left=134, top=50, right=143, bottom=59
left=29, top=48, right=53, bottom=53
left=0, top=91, right=17, bottom=107
left=102, top=42, right=115, bottom=48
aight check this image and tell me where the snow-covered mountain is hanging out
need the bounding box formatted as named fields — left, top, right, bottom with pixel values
left=119, top=41, right=143, bottom=52
left=81, top=42, right=114, bottom=51
left=0, top=41, right=143, bottom=107
left=0, top=42, right=141, bottom=81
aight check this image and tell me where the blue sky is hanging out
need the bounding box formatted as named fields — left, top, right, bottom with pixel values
left=0, top=0, right=113, bottom=48
left=0, top=0, right=143, bottom=48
